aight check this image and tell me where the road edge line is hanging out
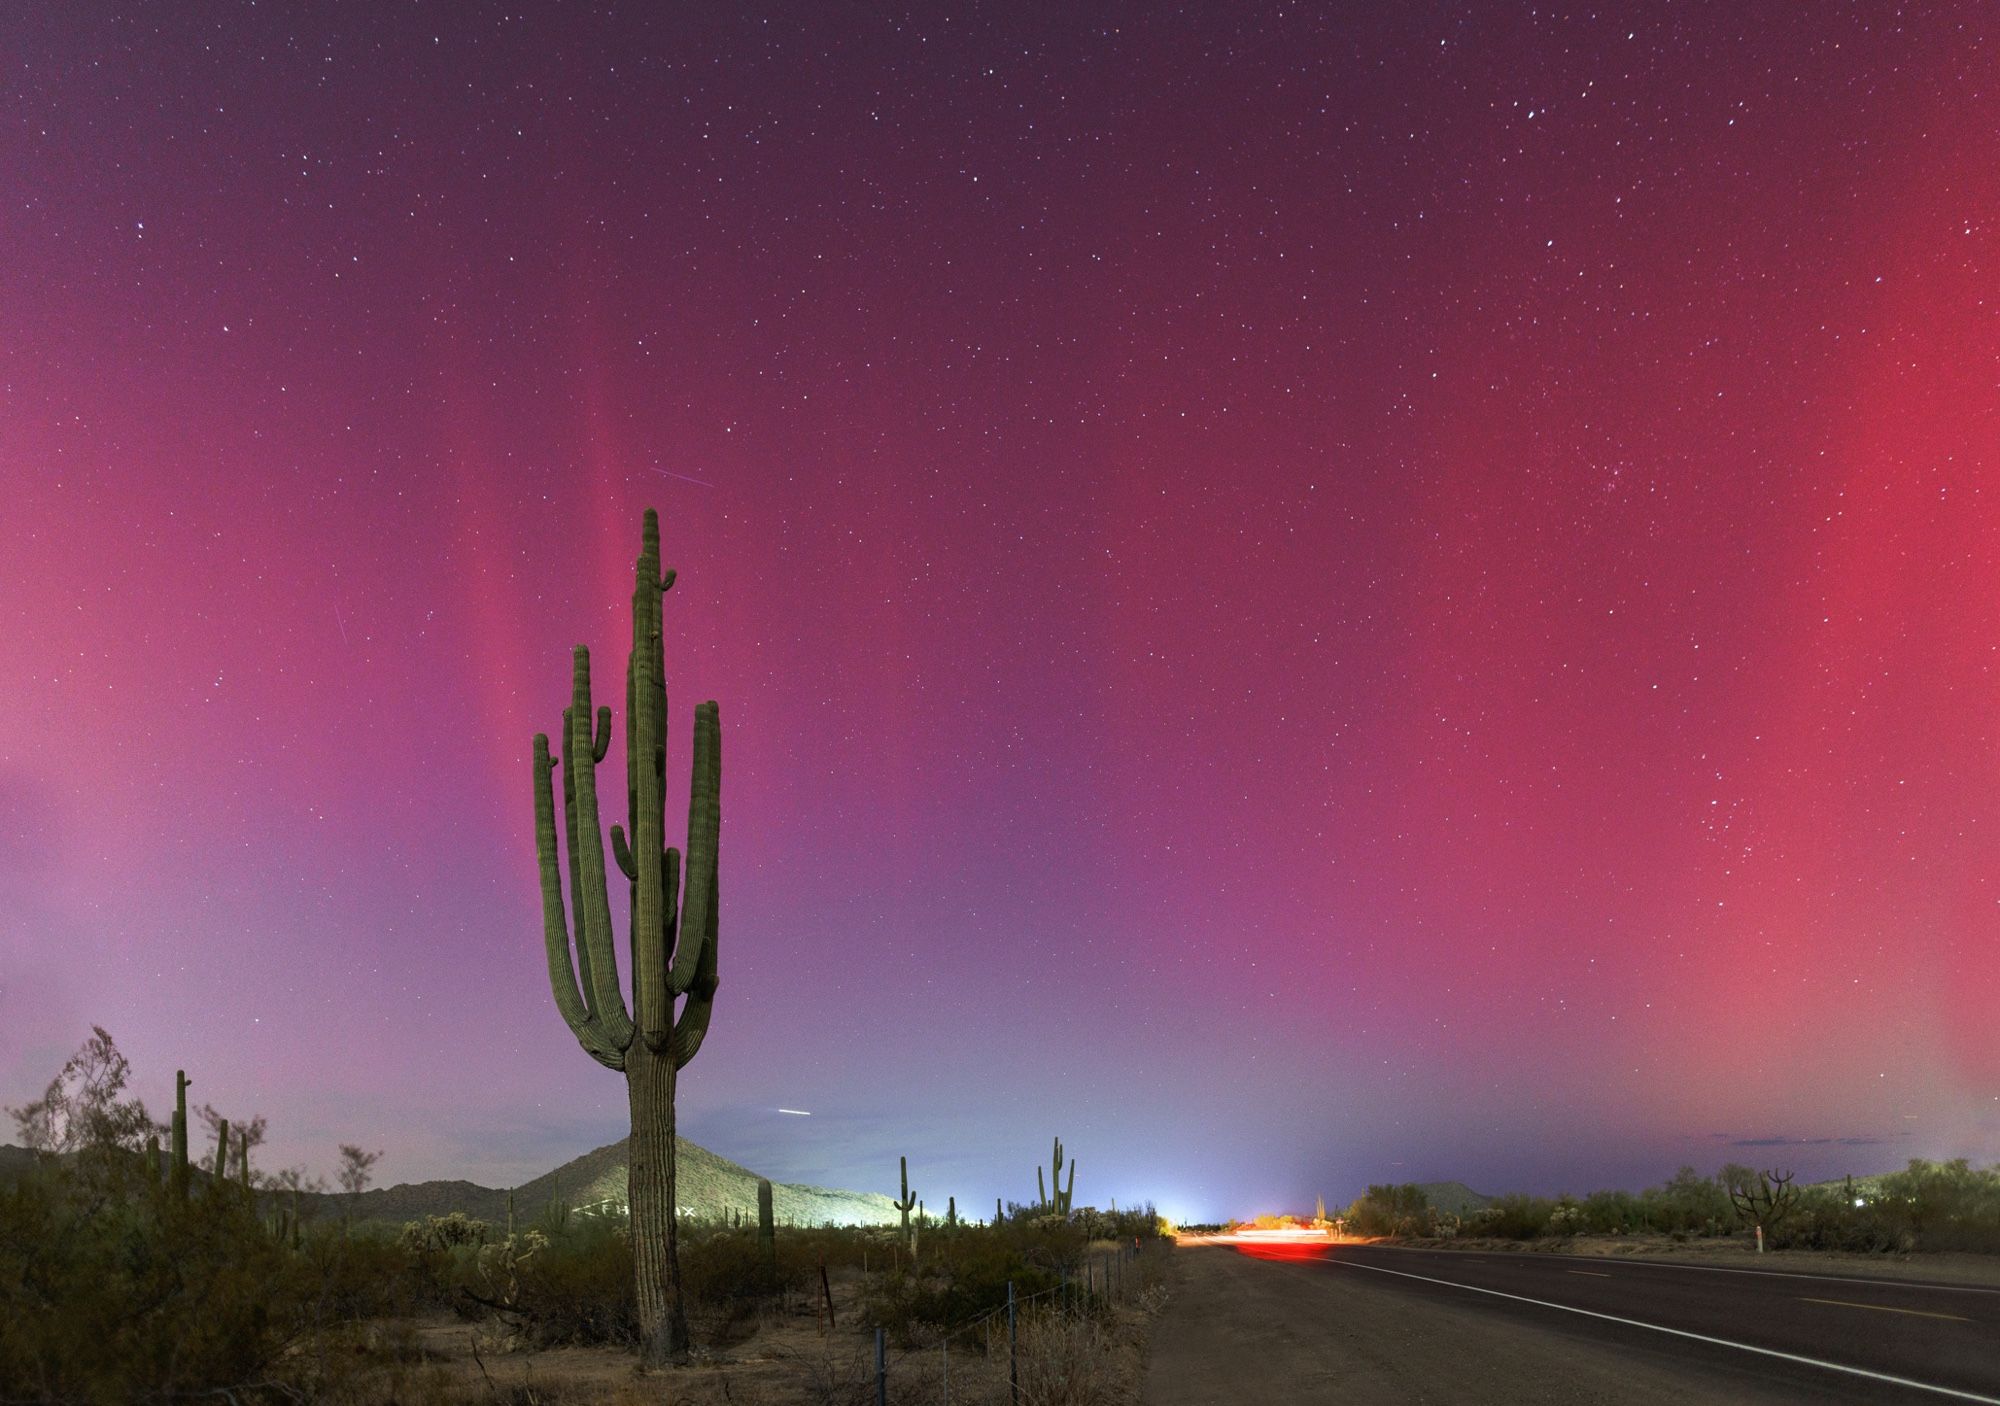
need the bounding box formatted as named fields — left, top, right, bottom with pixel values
left=1429, top=1250, right=2000, bottom=1296
left=1325, top=1257, right=2000, bottom=1405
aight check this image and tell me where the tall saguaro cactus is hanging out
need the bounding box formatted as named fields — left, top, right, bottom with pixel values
left=894, top=1156, right=917, bottom=1250
left=757, top=1177, right=776, bottom=1280
left=532, top=508, right=721, bottom=1366
left=170, top=1071, right=190, bottom=1199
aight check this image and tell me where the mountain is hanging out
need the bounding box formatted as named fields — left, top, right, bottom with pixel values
left=1415, top=1181, right=1493, bottom=1216
left=0, top=1137, right=903, bottom=1229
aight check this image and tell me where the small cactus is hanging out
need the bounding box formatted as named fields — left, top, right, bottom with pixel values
left=213, top=1117, right=231, bottom=1182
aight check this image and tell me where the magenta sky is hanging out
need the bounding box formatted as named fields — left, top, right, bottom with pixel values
left=2, top=4, right=1995, bottom=1221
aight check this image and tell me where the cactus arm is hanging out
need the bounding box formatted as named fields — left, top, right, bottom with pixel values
left=534, top=734, right=624, bottom=1069
left=567, top=648, right=635, bottom=1050
left=558, top=711, right=596, bottom=1014
left=611, top=825, right=637, bottom=880
left=669, top=903, right=716, bottom=1069
left=634, top=513, right=672, bottom=1047
left=660, top=846, right=682, bottom=962
left=669, top=702, right=720, bottom=996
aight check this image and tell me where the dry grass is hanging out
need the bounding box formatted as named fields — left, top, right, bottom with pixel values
left=321, top=1262, right=1173, bottom=1405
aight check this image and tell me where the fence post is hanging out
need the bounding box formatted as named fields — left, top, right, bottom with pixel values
left=875, top=1326, right=886, bottom=1406
left=1008, top=1279, right=1018, bottom=1406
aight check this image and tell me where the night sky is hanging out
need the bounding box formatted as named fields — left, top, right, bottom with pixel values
left=2, top=4, right=1995, bottom=1223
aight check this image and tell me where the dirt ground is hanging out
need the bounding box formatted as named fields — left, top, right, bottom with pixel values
left=342, top=1259, right=1163, bottom=1405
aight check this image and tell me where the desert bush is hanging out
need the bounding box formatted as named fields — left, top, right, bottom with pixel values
left=1346, top=1184, right=1433, bottom=1237
left=1640, top=1165, right=1733, bottom=1236
left=1467, top=1193, right=1555, bottom=1240
left=0, top=1150, right=434, bottom=1403
left=1581, top=1188, right=1645, bottom=1234
left=499, top=1215, right=637, bottom=1347
left=1014, top=1309, right=1134, bottom=1406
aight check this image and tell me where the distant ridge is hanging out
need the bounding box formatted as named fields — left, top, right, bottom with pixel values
left=0, top=1137, right=902, bottom=1228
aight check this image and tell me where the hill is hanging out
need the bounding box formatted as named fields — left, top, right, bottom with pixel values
left=1414, top=1181, right=1493, bottom=1216
left=0, top=1137, right=903, bottom=1229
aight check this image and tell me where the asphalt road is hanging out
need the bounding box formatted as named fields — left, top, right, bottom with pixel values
left=1142, top=1242, right=2000, bottom=1404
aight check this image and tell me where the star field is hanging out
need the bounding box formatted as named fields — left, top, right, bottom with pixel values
left=1, top=3, right=1994, bottom=1219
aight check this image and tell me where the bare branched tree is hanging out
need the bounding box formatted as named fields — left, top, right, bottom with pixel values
left=1723, top=1165, right=1799, bottom=1235
left=5, top=1027, right=153, bottom=1156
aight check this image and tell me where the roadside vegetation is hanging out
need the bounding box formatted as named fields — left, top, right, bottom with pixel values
left=1338, top=1161, right=2000, bottom=1254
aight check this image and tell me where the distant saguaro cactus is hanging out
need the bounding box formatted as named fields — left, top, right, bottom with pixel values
left=1041, top=1136, right=1075, bottom=1216
left=532, top=508, right=721, bottom=1367
left=213, top=1117, right=230, bottom=1182
left=894, top=1156, right=917, bottom=1249
left=757, top=1177, right=776, bottom=1279
left=170, top=1071, right=190, bottom=1199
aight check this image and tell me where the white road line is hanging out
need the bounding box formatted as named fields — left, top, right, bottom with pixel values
left=1325, top=1257, right=2000, bottom=1405
left=1381, top=1246, right=2000, bottom=1296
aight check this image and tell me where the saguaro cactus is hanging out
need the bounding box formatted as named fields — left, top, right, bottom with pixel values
left=1041, top=1137, right=1075, bottom=1216
left=757, top=1177, right=776, bottom=1279
left=894, top=1156, right=917, bottom=1249
left=213, top=1117, right=230, bottom=1182
left=532, top=508, right=721, bottom=1366
left=170, top=1071, right=190, bottom=1199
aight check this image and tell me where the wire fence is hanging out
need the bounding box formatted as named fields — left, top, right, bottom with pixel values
left=845, top=1238, right=1169, bottom=1406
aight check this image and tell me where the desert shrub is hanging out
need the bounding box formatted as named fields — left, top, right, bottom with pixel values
left=1581, top=1188, right=1646, bottom=1234
left=1870, top=1160, right=2000, bottom=1253
left=1641, top=1166, right=1733, bottom=1236
left=864, top=1219, right=1107, bottom=1347
left=1014, top=1308, right=1134, bottom=1406
left=680, top=1226, right=771, bottom=1305
left=502, top=1216, right=637, bottom=1347
left=0, top=1152, right=425, bottom=1403
left=1346, top=1184, right=1433, bottom=1237
left=1545, top=1199, right=1586, bottom=1238
left=1467, top=1193, right=1555, bottom=1240
left=1769, top=1185, right=1900, bottom=1253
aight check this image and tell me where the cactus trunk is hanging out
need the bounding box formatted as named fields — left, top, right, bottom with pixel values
left=625, top=1038, right=685, bottom=1359
left=757, top=1176, right=775, bottom=1279
left=894, top=1156, right=917, bottom=1251
left=213, top=1117, right=230, bottom=1182
left=170, top=1071, right=190, bottom=1199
